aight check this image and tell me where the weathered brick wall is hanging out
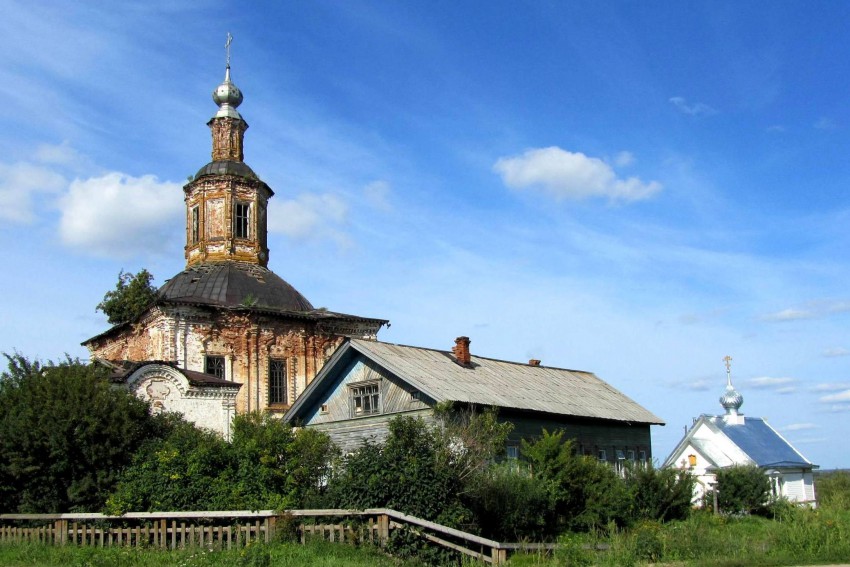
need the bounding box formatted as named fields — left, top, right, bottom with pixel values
left=87, top=306, right=348, bottom=414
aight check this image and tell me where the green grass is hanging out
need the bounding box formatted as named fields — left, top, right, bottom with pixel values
left=0, top=539, right=424, bottom=567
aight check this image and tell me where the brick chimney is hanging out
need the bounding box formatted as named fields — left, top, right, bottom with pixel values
left=452, top=336, right=471, bottom=366
left=528, top=359, right=541, bottom=367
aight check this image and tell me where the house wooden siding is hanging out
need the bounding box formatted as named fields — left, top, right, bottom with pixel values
left=500, top=410, right=653, bottom=462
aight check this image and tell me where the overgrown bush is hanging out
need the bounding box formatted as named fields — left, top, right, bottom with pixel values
left=464, top=462, right=553, bottom=540
left=623, top=462, right=694, bottom=523
left=714, top=465, right=770, bottom=514
left=327, top=417, right=472, bottom=527
left=522, top=430, right=628, bottom=532
left=107, top=412, right=337, bottom=513
left=816, top=471, right=850, bottom=511
left=0, top=354, right=170, bottom=513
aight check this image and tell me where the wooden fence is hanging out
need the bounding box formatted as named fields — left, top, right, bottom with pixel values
left=0, top=508, right=553, bottom=564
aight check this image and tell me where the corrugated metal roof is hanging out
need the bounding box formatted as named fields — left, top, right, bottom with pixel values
left=710, top=416, right=811, bottom=467
left=348, top=339, right=663, bottom=424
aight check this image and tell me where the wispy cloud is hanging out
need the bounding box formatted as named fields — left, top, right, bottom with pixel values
left=766, top=125, right=785, bottom=133
left=814, top=117, right=838, bottom=130
left=494, top=146, right=661, bottom=203
left=268, top=192, right=351, bottom=248
left=745, top=376, right=795, bottom=389
left=819, top=389, right=850, bottom=403
left=761, top=308, right=814, bottom=321
left=813, top=383, right=850, bottom=392
left=761, top=301, right=850, bottom=322
left=823, top=347, right=850, bottom=358
left=669, top=96, right=718, bottom=116
left=778, top=423, right=818, bottom=432
left=363, top=180, right=393, bottom=212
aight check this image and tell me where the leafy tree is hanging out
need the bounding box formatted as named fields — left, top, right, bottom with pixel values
left=96, top=269, right=158, bottom=325
left=0, top=354, right=168, bottom=513
left=432, top=402, right=513, bottom=484
left=623, top=462, right=695, bottom=523
left=715, top=465, right=771, bottom=514
left=522, top=429, right=628, bottom=532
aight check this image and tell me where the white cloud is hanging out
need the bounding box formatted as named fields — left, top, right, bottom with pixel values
left=766, top=125, right=785, bottom=133
left=762, top=301, right=850, bottom=322
left=33, top=141, right=86, bottom=168
left=58, top=172, right=182, bottom=257
left=493, top=146, right=661, bottom=203
left=820, top=389, right=850, bottom=403
left=745, top=376, right=796, bottom=390
left=669, top=96, right=718, bottom=116
left=268, top=192, right=351, bottom=247
left=0, top=161, right=67, bottom=223
left=823, top=347, right=850, bottom=358
left=779, top=423, right=818, bottom=432
left=363, top=180, right=392, bottom=211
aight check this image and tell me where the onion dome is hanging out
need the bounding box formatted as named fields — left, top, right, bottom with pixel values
left=212, top=66, right=244, bottom=120
left=720, top=384, right=744, bottom=414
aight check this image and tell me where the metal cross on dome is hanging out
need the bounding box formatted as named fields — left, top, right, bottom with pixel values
left=723, top=355, right=733, bottom=384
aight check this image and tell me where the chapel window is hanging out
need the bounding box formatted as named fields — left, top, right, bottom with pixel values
left=234, top=201, right=250, bottom=239
left=269, top=359, right=287, bottom=404
left=350, top=382, right=380, bottom=417
left=191, top=206, right=199, bottom=244
left=205, top=355, right=225, bottom=379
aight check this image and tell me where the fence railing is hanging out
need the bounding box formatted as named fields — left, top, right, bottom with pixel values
left=0, top=508, right=552, bottom=564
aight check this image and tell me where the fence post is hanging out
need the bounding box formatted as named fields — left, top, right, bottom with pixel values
left=378, top=514, right=389, bottom=545
left=491, top=546, right=507, bottom=565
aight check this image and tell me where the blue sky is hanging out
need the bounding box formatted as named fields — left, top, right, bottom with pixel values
left=1, top=1, right=849, bottom=469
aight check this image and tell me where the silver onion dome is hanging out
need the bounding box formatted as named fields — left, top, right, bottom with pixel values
left=720, top=384, right=743, bottom=414
left=212, top=66, right=243, bottom=120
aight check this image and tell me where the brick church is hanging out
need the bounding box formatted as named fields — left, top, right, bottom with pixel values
left=83, top=58, right=387, bottom=436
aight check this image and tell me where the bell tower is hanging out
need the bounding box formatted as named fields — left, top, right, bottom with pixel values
left=183, top=34, right=272, bottom=268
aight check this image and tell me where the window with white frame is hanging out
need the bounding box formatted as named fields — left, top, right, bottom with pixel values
left=506, top=446, right=519, bottom=460
left=597, top=449, right=607, bottom=462
left=350, top=382, right=380, bottom=417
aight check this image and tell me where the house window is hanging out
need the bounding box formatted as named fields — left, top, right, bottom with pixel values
left=191, top=206, right=199, bottom=244
left=234, top=201, right=250, bottom=239
left=639, top=450, right=647, bottom=464
left=205, top=355, right=225, bottom=379
left=506, top=446, right=519, bottom=460
left=269, top=359, right=287, bottom=404
left=597, top=449, right=607, bottom=462
left=627, top=450, right=636, bottom=462
left=351, top=382, right=380, bottom=417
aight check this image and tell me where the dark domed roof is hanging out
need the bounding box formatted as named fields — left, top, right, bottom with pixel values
left=194, top=160, right=258, bottom=181
left=159, top=262, right=314, bottom=312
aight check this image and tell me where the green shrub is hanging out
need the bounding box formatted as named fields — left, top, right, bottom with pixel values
left=623, top=463, right=694, bottom=523
left=522, top=430, right=628, bottom=532
left=465, top=462, right=553, bottom=540
left=715, top=465, right=770, bottom=514
left=630, top=520, right=663, bottom=562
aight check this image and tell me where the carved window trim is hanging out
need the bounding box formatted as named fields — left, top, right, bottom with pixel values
left=350, top=381, right=381, bottom=418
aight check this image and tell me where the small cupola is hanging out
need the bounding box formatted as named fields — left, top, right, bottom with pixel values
left=720, top=355, right=745, bottom=425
